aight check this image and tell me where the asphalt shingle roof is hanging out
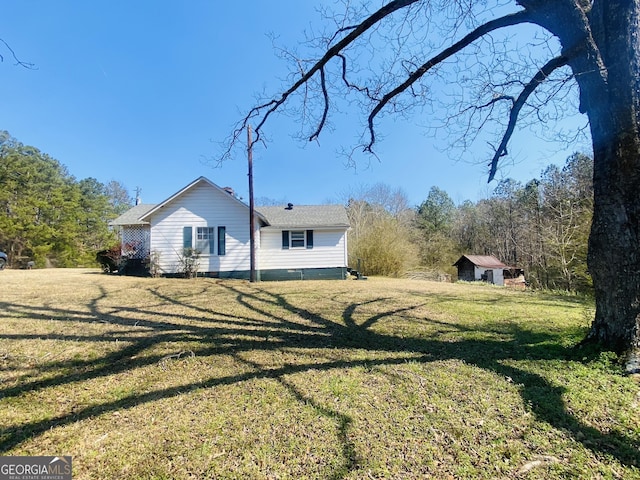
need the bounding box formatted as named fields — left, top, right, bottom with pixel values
left=257, top=204, right=349, bottom=229
left=109, top=204, right=157, bottom=226
left=111, top=203, right=349, bottom=229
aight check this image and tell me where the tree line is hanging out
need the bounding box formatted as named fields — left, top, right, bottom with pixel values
left=347, top=152, right=593, bottom=293
left=0, top=131, right=132, bottom=268
left=0, top=129, right=593, bottom=293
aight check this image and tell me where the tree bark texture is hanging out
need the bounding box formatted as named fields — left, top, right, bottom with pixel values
left=495, top=0, right=640, bottom=353
left=564, top=0, right=640, bottom=352
left=482, top=0, right=640, bottom=353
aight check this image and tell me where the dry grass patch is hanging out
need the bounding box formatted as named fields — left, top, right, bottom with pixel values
left=0, top=269, right=638, bottom=479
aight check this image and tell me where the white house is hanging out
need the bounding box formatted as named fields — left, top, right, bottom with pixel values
left=109, top=177, right=350, bottom=280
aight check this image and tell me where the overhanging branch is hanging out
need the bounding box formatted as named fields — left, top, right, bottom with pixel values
left=487, top=55, right=569, bottom=181
left=224, top=2, right=567, bottom=178
left=365, top=10, right=532, bottom=151
left=0, top=38, right=35, bottom=69
left=310, top=67, right=329, bottom=142
left=241, top=0, right=422, bottom=151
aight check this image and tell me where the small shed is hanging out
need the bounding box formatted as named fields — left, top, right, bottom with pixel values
left=453, top=255, right=524, bottom=287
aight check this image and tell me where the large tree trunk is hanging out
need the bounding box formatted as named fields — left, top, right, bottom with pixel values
left=587, top=132, right=640, bottom=354
left=578, top=0, right=640, bottom=354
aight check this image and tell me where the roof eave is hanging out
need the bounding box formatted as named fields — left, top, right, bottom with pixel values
left=261, top=224, right=349, bottom=230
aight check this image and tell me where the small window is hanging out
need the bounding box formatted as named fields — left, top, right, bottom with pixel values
left=282, top=230, right=314, bottom=249
left=290, top=230, right=305, bottom=248
left=196, top=227, right=215, bottom=254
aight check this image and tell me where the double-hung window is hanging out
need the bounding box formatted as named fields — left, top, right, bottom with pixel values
left=290, top=230, right=305, bottom=248
left=196, top=227, right=215, bottom=254
left=184, top=226, right=226, bottom=255
left=282, top=230, right=314, bottom=249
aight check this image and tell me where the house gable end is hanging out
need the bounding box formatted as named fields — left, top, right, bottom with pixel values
left=138, top=176, right=266, bottom=224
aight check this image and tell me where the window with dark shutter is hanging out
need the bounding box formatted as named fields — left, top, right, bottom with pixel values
left=306, top=230, right=314, bottom=249
left=282, top=230, right=290, bottom=249
left=196, top=226, right=215, bottom=254
left=290, top=230, right=305, bottom=248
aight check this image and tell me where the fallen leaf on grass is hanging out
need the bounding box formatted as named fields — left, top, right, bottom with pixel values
left=517, top=456, right=560, bottom=475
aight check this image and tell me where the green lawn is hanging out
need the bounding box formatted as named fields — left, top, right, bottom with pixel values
left=0, top=269, right=638, bottom=479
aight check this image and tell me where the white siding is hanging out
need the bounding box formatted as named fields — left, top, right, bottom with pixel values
left=148, top=182, right=254, bottom=274
left=492, top=269, right=505, bottom=286
left=473, top=266, right=484, bottom=281
left=474, top=266, right=504, bottom=286
left=258, top=228, right=348, bottom=270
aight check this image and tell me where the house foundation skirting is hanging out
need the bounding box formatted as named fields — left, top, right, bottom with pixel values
left=258, top=267, right=347, bottom=281
left=163, top=267, right=348, bottom=281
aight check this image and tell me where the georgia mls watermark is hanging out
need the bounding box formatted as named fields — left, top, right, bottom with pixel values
left=0, top=456, right=72, bottom=480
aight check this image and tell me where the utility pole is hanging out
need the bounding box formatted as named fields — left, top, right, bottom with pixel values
left=247, top=125, right=256, bottom=282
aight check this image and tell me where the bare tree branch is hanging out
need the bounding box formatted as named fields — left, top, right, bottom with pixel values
left=0, top=38, right=35, bottom=69
left=310, top=67, right=329, bottom=142
left=487, top=54, right=569, bottom=181
left=365, top=10, right=532, bottom=151
left=337, top=53, right=377, bottom=100
left=223, top=2, right=572, bottom=186
left=225, top=0, right=422, bottom=157
left=0, top=38, right=36, bottom=70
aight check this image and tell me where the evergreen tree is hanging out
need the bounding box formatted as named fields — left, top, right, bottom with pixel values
left=0, top=131, right=120, bottom=267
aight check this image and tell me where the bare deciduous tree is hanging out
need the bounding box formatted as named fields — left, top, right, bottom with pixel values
left=343, top=183, right=418, bottom=276
left=224, top=0, right=640, bottom=360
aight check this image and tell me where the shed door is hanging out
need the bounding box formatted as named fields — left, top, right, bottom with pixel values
left=486, top=270, right=494, bottom=284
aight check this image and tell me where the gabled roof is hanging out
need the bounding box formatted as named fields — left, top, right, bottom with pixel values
left=110, top=177, right=349, bottom=230
left=453, top=255, right=509, bottom=269
left=257, top=204, right=349, bottom=229
left=138, top=176, right=266, bottom=222
left=109, top=203, right=157, bottom=226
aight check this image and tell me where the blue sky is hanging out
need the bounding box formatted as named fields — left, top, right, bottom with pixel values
left=0, top=1, right=591, bottom=207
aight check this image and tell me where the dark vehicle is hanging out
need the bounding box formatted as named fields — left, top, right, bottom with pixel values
left=96, top=247, right=120, bottom=273
left=0, top=251, right=7, bottom=270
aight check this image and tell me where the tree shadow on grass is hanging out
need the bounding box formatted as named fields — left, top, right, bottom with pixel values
left=0, top=280, right=637, bottom=477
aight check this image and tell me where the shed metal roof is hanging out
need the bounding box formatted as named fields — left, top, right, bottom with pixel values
left=454, top=255, right=509, bottom=269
